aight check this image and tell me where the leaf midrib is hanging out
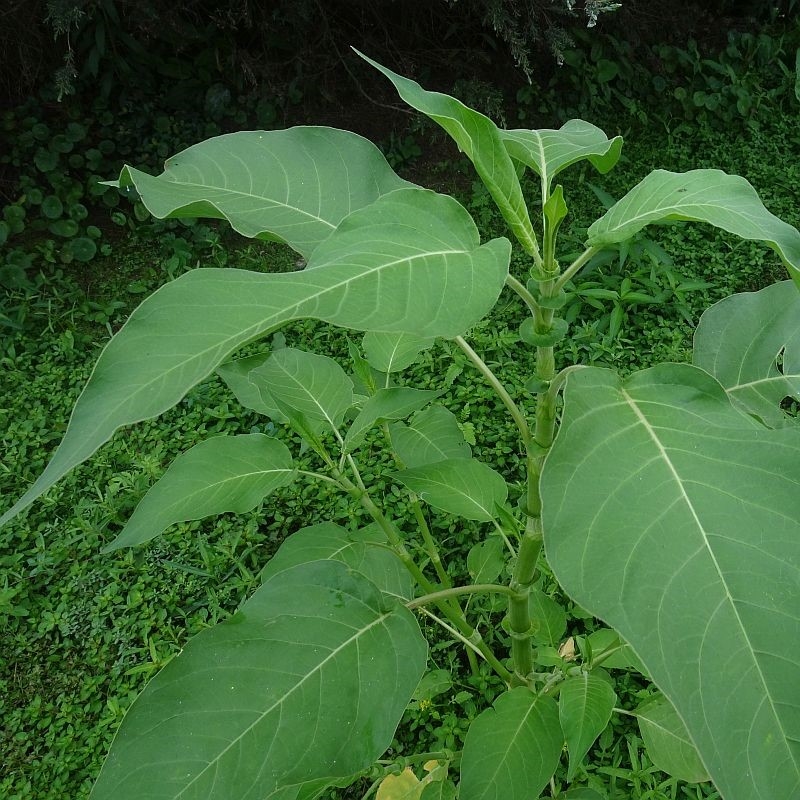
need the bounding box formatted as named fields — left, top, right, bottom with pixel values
left=148, top=177, right=338, bottom=229
left=621, top=387, right=795, bottom=774
left=97, top=248, right=467, bottom=435
left=176, top=607, right=394, bottom=798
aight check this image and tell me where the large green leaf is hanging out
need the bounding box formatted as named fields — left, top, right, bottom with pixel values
left=357, top=50, right=538, bottom=255
left=393, top=458, right=508, bottom=522
left=636, top=694, right=710, bottom=783
left=114, top=127, right=412, bottom=258
left=259, top=522, right=414, bottom=600
left=460, top=689, right=562, bottom=800
left=0, top=189, right=509, bottom=526
left=90, top=560, right=427, bottom=800
left=251, top=347, right=354, bottom=435
left=559, top=672, right=617, bottom=780
left=344, top=388, right=441, bottom=452
left=389, top=405, right=472, bottom=468
left=542, top=363, right=800, bottom=799
left=362, top=331, right=435, bottom=373
left=693, top=280, right=800, bottom=426
left=104, top=434, right=295, bottom=551
left=500, top=120, right=622, bottom=196
left=586, top=169, right=800, bottom=282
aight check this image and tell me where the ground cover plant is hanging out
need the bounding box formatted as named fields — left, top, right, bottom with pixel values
left=3, top=52, right=800, bottom=799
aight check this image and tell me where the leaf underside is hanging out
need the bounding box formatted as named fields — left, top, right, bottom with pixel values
left=1, top=188, right=509, bottom=526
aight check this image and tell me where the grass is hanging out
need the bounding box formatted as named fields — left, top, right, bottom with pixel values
left=1, top=107, right=796, bottom=799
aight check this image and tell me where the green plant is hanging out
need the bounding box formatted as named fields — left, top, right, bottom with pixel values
left=3, top=51, right=800, bottom=800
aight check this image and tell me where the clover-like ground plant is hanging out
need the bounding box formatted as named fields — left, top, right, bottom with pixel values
left=3, top=51, right=800, bottom=800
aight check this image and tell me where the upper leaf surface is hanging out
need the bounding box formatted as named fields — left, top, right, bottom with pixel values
left=460, top=689, right=562, bottom=800
left=104, top=434, right=295, bottom=551
left=501, top=119, right=622, bottom=195
left=587, top=169, right=800, bottom=282
left=259, top=521, right=414, bottom=600
left=559, top=672, right=617, bottom=780
left=115, top=127, right=413, bottom=258
left=0, top=188, right=509, bottom=526
left=542, top=363, right=800, bottom=800
left=356, top=50, right=537, bottom=255
left=693, top=280, right=800, bottom=426
left=389, top=405, right=472, bottom=468
left=252, top=347, right=354, bottom=435
left=344, top=388, right=441, bottom=452
left=90, top=560, right=427, bottom=800
left=393, top=458, right=508, bottom=522
left=216, top=352, right=287, bottom=420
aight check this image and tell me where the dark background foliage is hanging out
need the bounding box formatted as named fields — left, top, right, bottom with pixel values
left=1, top=0, right=795, bottom=110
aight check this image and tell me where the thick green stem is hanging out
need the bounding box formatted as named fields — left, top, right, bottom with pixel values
left=507, top=516, right=544, bottom=684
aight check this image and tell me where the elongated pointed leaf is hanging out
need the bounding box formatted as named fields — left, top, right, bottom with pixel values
left=252, top=347, right=354, bottom=435
left=542, top=363, right=800, bottom=800
left=559, top=672, right=617, bottom=780
left=362, top=331, right=435, bottom=373
left=693, top=280, right=800, bottom=426
left=587, top=169, right=800, bottom=282
left=636, top=694, right=710, bottom=783
left=528, top=587, right=567, bottom=647
left=344, top=388, right=441, bottom=451
left=393, top=458, right=508, bottom=522
left=501, top=120, right=622, bottom=194
left=1, top=189, right=509, bottom=526
left=114, top=127, right=412, bottom=258
left=357, top=50, right=537, bottom=255
left=460, top=689, right=562, bottom=800
left=104, top=434, right=295, bottom=551
left=91, top=560, right=427, bottom=800
left=389, top=405, right=472, bottom=468
left=259, top=522, right=414, bottom=600
left=216, top=352, right=287, bottom=419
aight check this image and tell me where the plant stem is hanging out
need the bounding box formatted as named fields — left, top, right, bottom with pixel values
left=454, top=336, right=530, bottom=444
left=377, top=750, right=455, bottom=766
left=553, top=246, right=600, bottom=294
left=416, top=607, right=513, bottom=683
left=505, top=273, right=540, bottom=316
left=296, top=469, right=342, bottom=486
left=334, top=468, right=510, bottom=682
left=381, top=421, right=452, bottom=589
left=407, top=583, right=516, bottom=609
left=410, top=496, right=452, bottom=587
